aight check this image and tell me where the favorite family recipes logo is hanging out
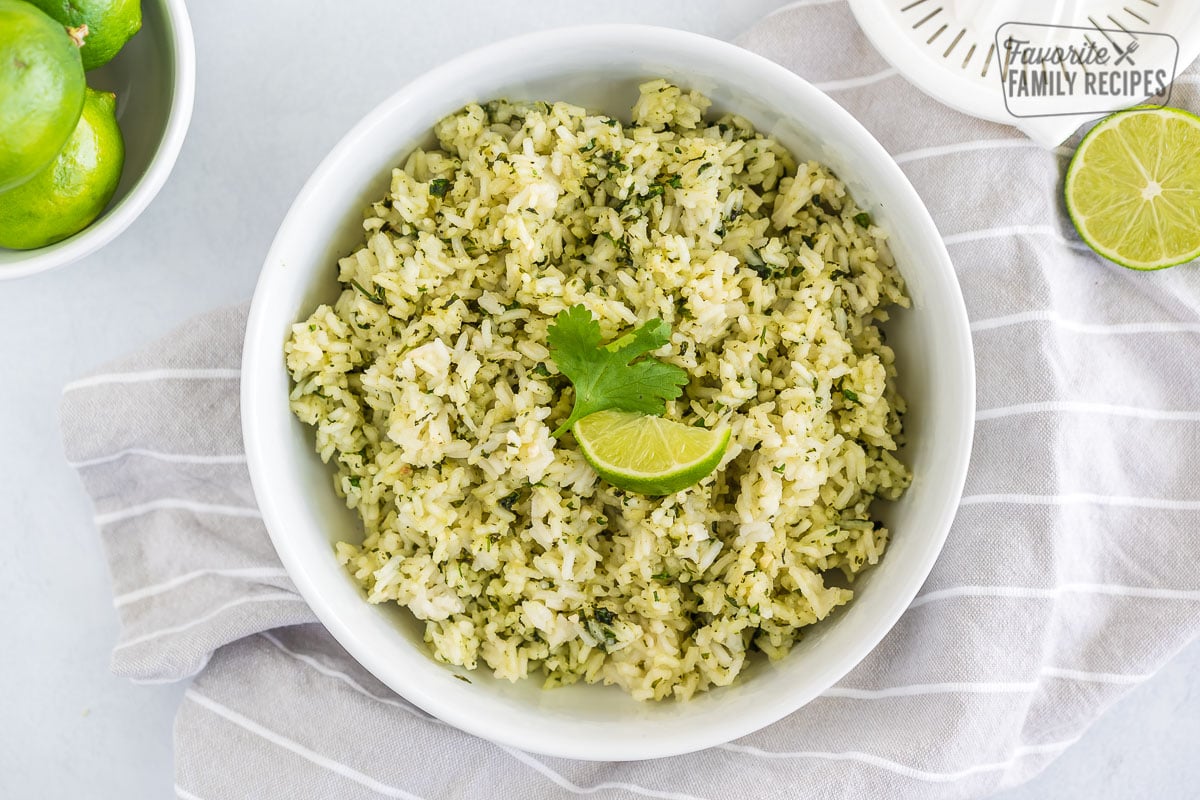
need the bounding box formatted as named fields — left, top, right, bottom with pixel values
left=996, top=22, right=1179, bottom=119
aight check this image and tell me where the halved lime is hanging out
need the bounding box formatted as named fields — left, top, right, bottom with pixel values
left=1065, top=106, right=1200, bottom=271
left=573, top=409, right=730, bottom=496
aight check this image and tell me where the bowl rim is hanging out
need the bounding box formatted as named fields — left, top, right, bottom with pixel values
left=243, top=22, right=976, bottom=760
left=0, top=0, right=197, bottom=281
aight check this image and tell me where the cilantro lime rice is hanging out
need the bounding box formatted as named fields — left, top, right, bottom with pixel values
left=284, top=80, right=911, bottom=701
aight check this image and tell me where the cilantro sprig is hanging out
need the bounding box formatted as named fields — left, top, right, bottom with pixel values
left=547, top=305, right=688, bottom=437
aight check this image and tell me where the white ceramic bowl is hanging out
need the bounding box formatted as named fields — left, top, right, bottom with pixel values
left=243, top=25, right=975, bottom=761
left=0, top=0, right=195, bottom=280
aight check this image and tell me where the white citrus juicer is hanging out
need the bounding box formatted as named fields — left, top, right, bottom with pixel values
left=846, top=0, right=1200, bottom=146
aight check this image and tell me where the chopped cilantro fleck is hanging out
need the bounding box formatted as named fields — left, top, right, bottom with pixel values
left=350, top=279, right=385, bottom=305
left=812, top=195, right=839, bottom=216
left=429, top=178, right=450, bottom=197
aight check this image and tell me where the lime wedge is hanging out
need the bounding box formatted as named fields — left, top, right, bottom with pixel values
left=1065, top=106, right=1200, bottom=271
left=572, top=410, right=730, bottom=496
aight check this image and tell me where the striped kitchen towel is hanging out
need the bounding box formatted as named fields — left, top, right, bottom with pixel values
left=60, top=2, right=1200, bottom=798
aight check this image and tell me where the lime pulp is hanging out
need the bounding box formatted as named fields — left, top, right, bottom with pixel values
left=572, top=409, right=731, bottom=496
left=1065, top=106, right=1200, bottom=271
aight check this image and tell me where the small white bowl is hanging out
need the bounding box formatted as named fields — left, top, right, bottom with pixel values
left=0, top=0, right=195, bottom=280
left=243, top=25, right=975, bottom=761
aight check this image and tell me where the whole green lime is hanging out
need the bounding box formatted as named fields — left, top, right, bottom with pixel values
left=26, top=0, right=141, bottom=71
left=0, top=0, right=86, bottom=192
left=0, top=88, right=125, bottom=249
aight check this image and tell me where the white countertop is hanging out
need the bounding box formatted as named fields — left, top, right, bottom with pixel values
left=1, top=1, right=1197, bottom=797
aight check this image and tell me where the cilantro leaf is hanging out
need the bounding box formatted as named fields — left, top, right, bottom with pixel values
left=547, top=305, right=688, bottom=436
